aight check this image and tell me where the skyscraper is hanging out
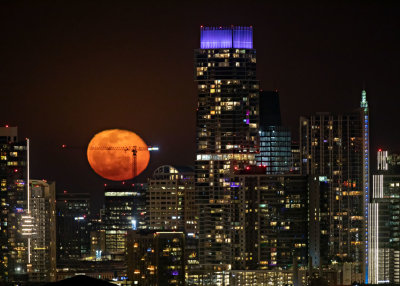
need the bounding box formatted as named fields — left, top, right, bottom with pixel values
left=56, top=192, right=91, bottom=266
left=28, top=179, right=56, bottom=282
left=0, top=127, right=29, bottom=283
left=259, top=90, right=281, bottom=127
left=148, top=165, right=196, bottom=233
left=195, top=26, right=259, bottom=270
left=230, top=171, right=309, bottom=270
left=256, top=91, right=292, bottom=174
left=0, top=129, right=56, bottom=283
left=102, top=183, right=147, bottom=258
left=300, top=91, right=369, bottom=281
left=256, top=126, right=291, bottom=174
left=369, top=150, right=400, bottom=284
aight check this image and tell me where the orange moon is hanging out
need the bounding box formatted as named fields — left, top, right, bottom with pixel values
left=87, top=129, right=150, bottom=181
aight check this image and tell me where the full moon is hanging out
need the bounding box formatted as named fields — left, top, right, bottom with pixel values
left=87, top=129, right=150, bottom=181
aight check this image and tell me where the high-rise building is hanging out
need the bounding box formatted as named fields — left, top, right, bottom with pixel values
left=386, top=152, right=400, bottom=173
left=230, top=171, right=309, bottom=270
left=102, top=183, right=147, bottom=257
left=148, top=165, right=199, bottom=280
left=256, top=126, right=291, bottom=174
left=256, top=91, right=292, bottom=174
left=28, top=179, right=56, bottom=282
left=127, top=230, right=185, bottom=285
left=377, top=149, right=389, bottom=171
left=308, top=175, right=327, bottom=268
left=259, top=90, right=282, bottom=127
left=1, top=128, right=56, bottom=283
left=148, top=165, right=196, bottom=233
left=56, top=192, right=91, bottom=266
left=195, top=25, right=259, bottom=270
left=0, top=127, right=29, bottom=283
left=300, top=91, right=369, bottom=281
left=368, top=150, right=400, bottom=284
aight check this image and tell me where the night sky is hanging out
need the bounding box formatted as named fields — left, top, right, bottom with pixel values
left=1, top=1, right=399, bottom=211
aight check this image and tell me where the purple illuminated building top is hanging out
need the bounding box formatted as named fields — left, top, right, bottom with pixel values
left=200, top=26, right=253, bottom=49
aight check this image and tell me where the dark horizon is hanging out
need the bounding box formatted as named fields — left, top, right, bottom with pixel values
left=1, top=1, right=399, bottom=210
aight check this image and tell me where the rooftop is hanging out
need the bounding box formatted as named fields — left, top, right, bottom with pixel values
left=200, top=25, right=253, bottom=49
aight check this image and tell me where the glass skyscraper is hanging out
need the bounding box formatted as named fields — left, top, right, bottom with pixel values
left=256, top=126, right=291, bottom=174
left=256, top=91, right=292, bottom=174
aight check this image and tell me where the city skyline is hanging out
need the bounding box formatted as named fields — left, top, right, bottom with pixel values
left=1, top=2, right=400, bottom=284
left=1, top=1, right=400, bottom=208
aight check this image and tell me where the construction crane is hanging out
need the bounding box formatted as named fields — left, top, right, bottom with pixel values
left=62, top=144, right=159, bottom=179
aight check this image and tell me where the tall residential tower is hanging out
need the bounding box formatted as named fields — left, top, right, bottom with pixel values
left=300, top=91, right=369, bottom=281
left=195, top=26, right=259, bottom=272
left=0, top=127, right=29, bottom=283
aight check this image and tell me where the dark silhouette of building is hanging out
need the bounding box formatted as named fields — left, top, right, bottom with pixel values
left=259, top=90, right=281, bottom=126
left=127, top=231, right=185, bottom=285
left=56, top=192, right=91, bottom=266
left=45, top=274, right=115, bottom=286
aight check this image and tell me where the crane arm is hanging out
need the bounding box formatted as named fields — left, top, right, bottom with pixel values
left=87, top=146, right=157, bottom=151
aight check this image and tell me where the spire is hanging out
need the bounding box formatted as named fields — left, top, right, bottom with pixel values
left=360, top=89, right=368, bottom=110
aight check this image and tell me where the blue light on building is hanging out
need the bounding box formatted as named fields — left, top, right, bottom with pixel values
left=256, top=126, right=291, bottom=174
left=361, top=90, right=370, bottom=284
left=200, top=26, right=253, bottom=49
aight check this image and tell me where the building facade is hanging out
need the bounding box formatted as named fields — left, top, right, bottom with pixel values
left=256, top=126, right=291, bottom=174
left=28, top=179, right=56, bottom=282
left=368, top=150, right=400, bottom=284
left=148, top=165, right=196, bottom=233
left=256, top=91, right=292, bottom=174
left=56, top=192, right=91, bottom=266
left=127, top=231, right=185, bottom=285
left=102, top=183, right=147, bottom=257
left=300, top=91, right=369, bottom=282
left=0, top=127, right=29, bottom=283
left=231, top=172, right=309, bottom=270
left=195, top=25, right=259, bottom=270
left=290, top=142, right=301, bottom=174
left=90, top=229, right=106, bottom=259
left=1, top=128, right=56, bottom=283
